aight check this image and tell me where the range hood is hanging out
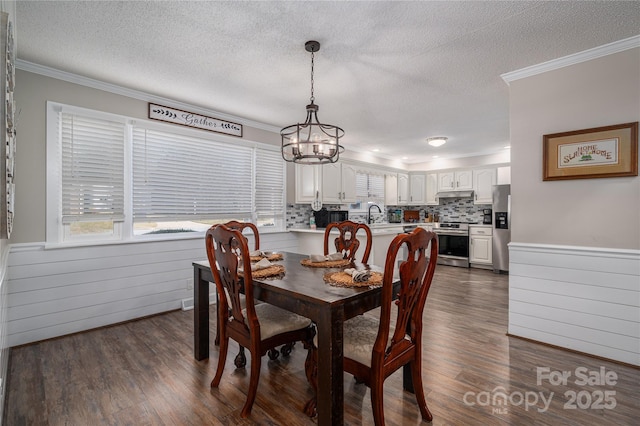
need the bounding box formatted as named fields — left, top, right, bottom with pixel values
left=435, top=190, right=475, bottom=199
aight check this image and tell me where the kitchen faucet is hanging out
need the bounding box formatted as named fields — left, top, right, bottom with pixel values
left=367, top=204, right=382, bottom=224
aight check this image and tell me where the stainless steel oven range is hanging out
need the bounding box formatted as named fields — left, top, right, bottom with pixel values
left=433, top=222, right=470, bottom=268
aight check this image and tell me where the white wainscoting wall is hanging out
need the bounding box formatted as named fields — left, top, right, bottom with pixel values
left=509, top=243, right=640, bottom=366
left=0, top=240, right=10, bottom=422
left=6, top=232, right=298, bottom=348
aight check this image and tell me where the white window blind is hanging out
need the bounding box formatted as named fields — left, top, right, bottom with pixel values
left=132, top=128, right=253, bottom=221
left=356, top=173, right=368, bottom=198
left=61, top=113, right=125, bottom=223
left=255, top=148, right=285, bottom=223
left=356, top=172, right=385, bottom=200
left=368, top=174, right=385, bottom=200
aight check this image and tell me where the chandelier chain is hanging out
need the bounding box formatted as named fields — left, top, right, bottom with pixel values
left=310, top=51, right=315, bottom=103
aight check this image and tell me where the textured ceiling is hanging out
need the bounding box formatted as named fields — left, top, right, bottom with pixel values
left=15, top=1, right=640, bottom=164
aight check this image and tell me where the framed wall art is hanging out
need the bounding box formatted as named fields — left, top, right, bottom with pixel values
left=148, top=103, right=243, bottom=137
left=543, top=122, right=638, bottom=181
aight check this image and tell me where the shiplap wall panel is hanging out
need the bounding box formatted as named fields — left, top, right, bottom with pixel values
left=10, top=258, right=198, bottom=293
left=10, top=237, right=207, bottom=265
left=7, top=231, right=299, bottom=347
left=509, top=244, right=640, bottom=275
left=510, top=300, right=639, bottom=337
left=510, top=263, right=638, bottom=291
left=510, top=313, right=638, bottom=352
left=509, top=288, right=639, bottom=321
left=511, top=275, right=638, bottom=305
left=9, top=269, right=189, bottom=306
left=9, top=246, right=205, bottom=280
left=509, top=243, right=640, bottom=366
left=9, top=279, right=183, bottom=322
left=509, top=324, right=638, bottom=366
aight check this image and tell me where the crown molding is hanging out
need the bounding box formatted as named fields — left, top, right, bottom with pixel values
left=501, top=35, right=640, bottom=84
left=15, top=59, right=282, bottom=133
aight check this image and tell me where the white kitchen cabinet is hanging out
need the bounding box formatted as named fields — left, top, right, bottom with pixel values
left=469, top=226, right=492, bottom=265
left=473, top=168, right=496, bottom=204
left=384, top=173, right=398, bottom=205
left=425, top=173, right=438, bottom=205
left=322, top=162, right=357, bottom=204
left=295, top=163, right=322, bottom=204
left=438, top=170, right=472, bottom=191
left=497, top=166, right=511, bottom=184
left=397, top=173, right=409, bottom=205
left=409, top=173, right=425, bottom=204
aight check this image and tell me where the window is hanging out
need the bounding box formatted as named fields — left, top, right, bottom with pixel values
left=349, top=170, right=385, bottom=212
left=54, top=108, right=127, bottom=242
left=46, top=102, right=286, bottom=244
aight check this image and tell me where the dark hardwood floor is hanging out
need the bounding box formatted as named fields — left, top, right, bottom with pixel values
left=4, top=265, right=639, bottom=425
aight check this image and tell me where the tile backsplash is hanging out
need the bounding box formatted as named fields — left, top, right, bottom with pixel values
left=287, top=197, right=490, bottom=228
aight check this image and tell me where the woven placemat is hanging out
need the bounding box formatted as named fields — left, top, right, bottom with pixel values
left=323, top=271, right=383, bottom=287
left=240, top=264, right=285, bottom=279
left=250, top=252, right=284, bottom=262
left=300, top=258, right=351, bottom=268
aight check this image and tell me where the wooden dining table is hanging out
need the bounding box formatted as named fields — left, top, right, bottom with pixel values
left=192, top=251, right=411, bottom=426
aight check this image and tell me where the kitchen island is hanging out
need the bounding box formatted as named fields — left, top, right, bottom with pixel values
left=290, top=223, right=405, bottom=267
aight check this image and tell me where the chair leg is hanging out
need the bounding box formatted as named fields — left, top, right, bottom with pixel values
left=214, top=293, right=220, bottom=345
left=240, top=347, right=262, bottom=418
left=411, top=359, right=433, bottom=422
left=370, top=374, right=386, bottom=426
left=302, top=341, right=318, bottom=417
left=211, top=336, right=229, bottom=388
left=234, top=346, right=247, bottom=368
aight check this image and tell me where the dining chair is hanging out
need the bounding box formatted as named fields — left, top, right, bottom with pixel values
left=323, top=220, right=372, bottom=263
left=214, top=221, right=260, bottom=368
left=305, top=227, right=438, bottom=424
left=206, top=223, right=315, bottom=418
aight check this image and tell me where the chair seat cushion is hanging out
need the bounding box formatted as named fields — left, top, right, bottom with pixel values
left=244, top=303, right=312, bottom=340
left=343, top=314, right=395, bottom=367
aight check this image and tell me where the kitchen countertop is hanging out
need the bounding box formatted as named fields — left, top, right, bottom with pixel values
left=290, top=223, right=405, bottom=235
left=289, top=222, right=446, bottom=235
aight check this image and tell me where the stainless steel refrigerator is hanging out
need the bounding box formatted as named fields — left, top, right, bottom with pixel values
left=492, top=184, right=511, bottom=273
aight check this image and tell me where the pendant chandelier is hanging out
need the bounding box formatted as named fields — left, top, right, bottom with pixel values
left=281, top=40, right=344, bottom=164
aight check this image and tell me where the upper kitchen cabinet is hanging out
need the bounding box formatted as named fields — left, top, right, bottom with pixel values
left=438, top=170, right=473, bottom=191
left=322, top=162, right=357, bottom=204
left=295, top=163, right=322, bottom=204
left=409, top=173, right=425, bottom=204
left=473, top=168, right=496, bottom=204
left=397, top=172, right=409, bottom=205
left=497, top=166, right=511, bottom=185
left=384, top=172, right=409, bottom=206
left=425, top=172, right=438, bottom=205
left=384, top=173, right=398, bottom=205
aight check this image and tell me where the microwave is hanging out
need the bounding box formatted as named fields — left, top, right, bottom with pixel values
left=313, top=209, right=348, bottom=228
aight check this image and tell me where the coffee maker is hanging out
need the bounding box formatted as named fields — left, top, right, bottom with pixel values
left=483, top=208, right=492, bottom=224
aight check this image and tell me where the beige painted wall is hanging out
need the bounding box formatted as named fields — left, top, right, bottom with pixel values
left=510, top=48, right=639, bottom=250
left=13, top=70, right=280, bottom=244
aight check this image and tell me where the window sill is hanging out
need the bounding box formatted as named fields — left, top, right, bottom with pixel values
left=44, top=227, right=288, bottom=250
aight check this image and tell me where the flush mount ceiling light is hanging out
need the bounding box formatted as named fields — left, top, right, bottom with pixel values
left=281, top=41, right=344, bottom=165
left=427, top=136, right=448, bottom=147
